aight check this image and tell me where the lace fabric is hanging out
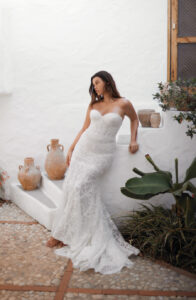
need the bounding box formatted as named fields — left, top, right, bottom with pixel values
left=51, top=109, right=140, bottom=274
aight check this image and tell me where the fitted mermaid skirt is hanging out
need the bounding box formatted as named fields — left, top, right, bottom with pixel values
left=51, top=109, right=140, bottom=274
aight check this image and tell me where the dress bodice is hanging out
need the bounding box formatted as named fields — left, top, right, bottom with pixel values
left=84, top=109, right=123, bottom=142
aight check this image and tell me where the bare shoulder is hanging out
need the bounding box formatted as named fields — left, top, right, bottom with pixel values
left=115, top=97, right=127, bottom=108
left=120, top=98, right=133, bottom=108
left=87, top=102, right=96, bottom=114
left=91, top=102, right=99, bottom=110
left=118, top=98, right=133, bottom=112
left=121, top=98, right=138, bottom=120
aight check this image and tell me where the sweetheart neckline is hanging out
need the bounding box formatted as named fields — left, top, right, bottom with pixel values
left=91, top=109, right=123, bottom=121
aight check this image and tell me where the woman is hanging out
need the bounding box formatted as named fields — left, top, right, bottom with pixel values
left=46, top=70, right=140, bottom=274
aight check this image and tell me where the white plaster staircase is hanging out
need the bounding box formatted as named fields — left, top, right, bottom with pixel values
left=10, top=172, right=65, bottom=230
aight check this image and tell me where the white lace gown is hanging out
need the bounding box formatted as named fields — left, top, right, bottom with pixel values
left=51, top=109, right=140, bottom=274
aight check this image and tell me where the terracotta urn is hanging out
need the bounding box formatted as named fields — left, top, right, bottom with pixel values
left=137, top=109, right=155, bottom=127
left=150, top=112, right=161, bottom=128
left=45, top=139, right=67, bottom=180
left=18, top=157, right=42, bottom=190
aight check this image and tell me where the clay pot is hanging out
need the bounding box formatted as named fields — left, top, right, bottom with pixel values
left=150, top=112, right=161, bottom=128
left=18, top=157, right=42, bottom=190
left=137, top=109, right=155, bottom=127
left=45, top=139, right=67, bottom=180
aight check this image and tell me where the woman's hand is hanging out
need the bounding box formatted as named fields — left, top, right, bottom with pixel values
left=128, top=141, right=139, bottom=154
left=65, top=148, right=73, bottom=167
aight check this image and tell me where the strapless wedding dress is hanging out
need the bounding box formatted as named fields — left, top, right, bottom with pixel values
left=51, top=109, right=140, bottom=274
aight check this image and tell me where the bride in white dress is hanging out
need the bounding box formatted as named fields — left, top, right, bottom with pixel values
left=46, top=70, right=140, bottom=274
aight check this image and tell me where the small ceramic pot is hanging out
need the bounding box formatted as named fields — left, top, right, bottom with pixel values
left=45, top=139, right=67, bottom=180
left=150, top=112, right=161, bottom=128
left=18, top=157, right=41, bottom=190
left=137, top=109, right=155, bottom=127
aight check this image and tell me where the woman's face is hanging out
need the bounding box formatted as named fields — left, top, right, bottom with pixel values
left=92, top=76, right=106, bottom=96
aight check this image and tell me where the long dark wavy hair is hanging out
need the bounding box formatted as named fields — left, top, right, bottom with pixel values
left=89, top=70, right=123, bottom=106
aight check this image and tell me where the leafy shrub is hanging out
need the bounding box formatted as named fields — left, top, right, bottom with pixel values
left=119, top=204, right=196, bottom=274
left=152, top=77, right=196, bottom=138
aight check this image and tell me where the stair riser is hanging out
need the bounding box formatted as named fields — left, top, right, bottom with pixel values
left=11, top=185, right=57, bottom=230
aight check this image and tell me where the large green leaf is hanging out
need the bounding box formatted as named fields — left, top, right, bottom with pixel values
left=183, top=157, right=196, bottom=183
left=157, top=170, right=173, bottom=186
left=132, top=169, right=173, bottom=186
left=125, top=172, right=172, bottom=195
left=157, top=169, right=173, bottom=179
left=120, top=187, right=154, bottom=200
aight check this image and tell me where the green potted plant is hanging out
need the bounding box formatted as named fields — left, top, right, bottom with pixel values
left=120, top=154, right=196, bottom=227
left=152, top=77, right=196, bottom=138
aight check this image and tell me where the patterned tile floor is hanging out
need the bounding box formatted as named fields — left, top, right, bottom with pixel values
left=0, top=200, right=195, bottom=300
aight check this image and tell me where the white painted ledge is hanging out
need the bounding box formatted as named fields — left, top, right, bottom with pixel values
left=117, top=110, right=189, bottom=144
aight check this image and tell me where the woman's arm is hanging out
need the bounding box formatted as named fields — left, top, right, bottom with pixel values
left=66, top=104, right=92, bottom=166
left=124, top=99, right=139, bottom=153
left=68, top=104, right=92, bottom=152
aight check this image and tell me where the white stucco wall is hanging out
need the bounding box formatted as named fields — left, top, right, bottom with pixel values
left=2, top=0, right=194, bottom=215
left=0, top=0, right=167, bottom=176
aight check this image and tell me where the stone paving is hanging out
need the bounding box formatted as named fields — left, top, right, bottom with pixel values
left=0, top=200, right=196, bottom=300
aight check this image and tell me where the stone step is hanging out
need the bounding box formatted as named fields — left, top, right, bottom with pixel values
left=41, top=172, right=64, bottom=206
left=10, top=172, right=65, bottom=230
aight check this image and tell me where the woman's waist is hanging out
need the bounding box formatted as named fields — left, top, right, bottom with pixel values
left=84, top=129, right=116, bottom=143
left=77, top=131, right=116, bottom=154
